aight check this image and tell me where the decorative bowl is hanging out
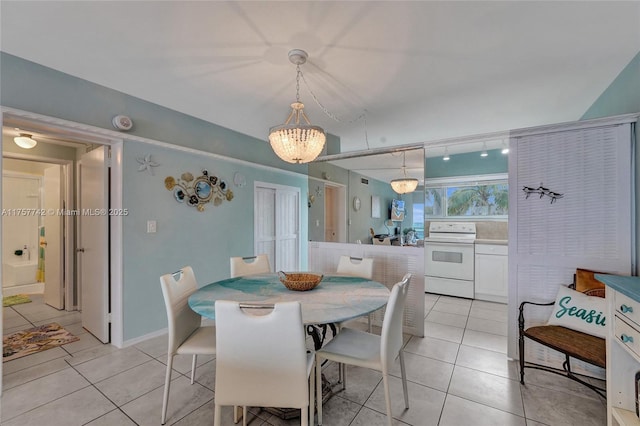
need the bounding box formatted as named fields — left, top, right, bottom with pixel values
left=278, top=271, right=323, bottom=291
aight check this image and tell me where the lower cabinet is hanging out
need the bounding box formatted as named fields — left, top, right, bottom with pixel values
left=474, top=244, right=508, bottom=303
left=604, top=282, right=640, bottom=426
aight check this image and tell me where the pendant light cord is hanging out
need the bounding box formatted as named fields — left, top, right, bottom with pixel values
left=298, top=67, right=370, bottom=150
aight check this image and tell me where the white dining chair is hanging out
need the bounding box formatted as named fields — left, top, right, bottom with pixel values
left=337, top=256, right=375, bottom=332
left=159, top=266, right=216, bottom=425
left=335, top=255, right=375, bottom=383
left=336, top=255, right=374, bottom=280
left=213, top=300, right=315, bottom=426
left=316, top=273, right=412, bottom=426
left=229, top=254, right=271, bottom=277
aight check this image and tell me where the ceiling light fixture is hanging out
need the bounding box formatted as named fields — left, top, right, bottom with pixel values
left=480, top=142, right=488, bottom=157
left=268, top=49, right=326, bottom=164
left=14, top=133, right=38, bottom=149
left=390, top=152, right=419, bottom=194
left=443, top=147, right=450, bottom=161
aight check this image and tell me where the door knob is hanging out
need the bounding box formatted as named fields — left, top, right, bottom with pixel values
left=76, top=248, right=85, bottom=253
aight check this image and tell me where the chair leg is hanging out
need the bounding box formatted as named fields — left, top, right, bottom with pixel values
left=399, top=351, right=409, bottom=409
left=342, top=363, right=347, bottom=391
left=233, top=406, right=242, bottom=424
left=519, top=325, right=525, bottom=385
left=214, top=404, right=221, bottom=426
left=190, top=354, right=197, bottom=384
left=301, top=407, right=309, bottom=426
left=309, top=360, right=315, bottom=426
left=161, top=354, right=174, bottom=425
left=382, top=374, right=393, bottom=426
left=316, top=355, right=323, bottom=425
left=242, top=406, right=248, bottom=426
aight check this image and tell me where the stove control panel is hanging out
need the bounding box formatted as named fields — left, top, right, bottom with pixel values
left=428, top=222, right=476, bottom=235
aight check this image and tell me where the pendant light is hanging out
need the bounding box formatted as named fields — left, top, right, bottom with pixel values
left=14, top=133, right=38, bottom=149
left=443, top=147, right=450, bottom=161
left=480, top=142, right=488, bottom=157
left=501, top=140, right=509, bottom=154
left=268, top=49, right=326, bottom=164
left=390, top=152, right=419, bottom=194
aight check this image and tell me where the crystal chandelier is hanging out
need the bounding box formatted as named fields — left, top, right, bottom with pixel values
left=268, top=49, right=326, bottom=164
left=390, top=152, right=419, bottom=194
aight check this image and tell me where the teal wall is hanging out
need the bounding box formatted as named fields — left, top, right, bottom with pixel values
left=425, top=148, right=508, bottom=179
left=580, top=50, right=640, bottom=274
left=347, top=171, right=403, bottom=243
left=581, top=51, right=640, bottom=120
left=0, top=53, right=311, bottom=341
left=123, top=141, right=308, bottom=339
left=0, top=53, right=308, bottom=174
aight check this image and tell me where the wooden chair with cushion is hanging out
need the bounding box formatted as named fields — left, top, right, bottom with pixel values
left=518, top=268, right=606, bottom=397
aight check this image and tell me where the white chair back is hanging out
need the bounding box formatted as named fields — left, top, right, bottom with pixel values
left=373, top=236, right=391, bottom=245
left=230, top=254, right=271, bottom=277
left=380, top=273, right=412, bottom=371
left=159, top=266, right=201, bottom=354
left=336, top=256, right=374, bottom=279
left=214, top=301, right=308, bottom=408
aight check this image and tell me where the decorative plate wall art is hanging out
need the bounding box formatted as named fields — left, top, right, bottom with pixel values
left=164, top=170, right=233, bottom=212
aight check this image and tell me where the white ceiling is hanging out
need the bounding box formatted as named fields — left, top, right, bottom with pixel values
left=1, top=1, right=639, bottom=180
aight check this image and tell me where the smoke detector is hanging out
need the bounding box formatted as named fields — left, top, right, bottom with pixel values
left=112, top=115, right=133, bottom=131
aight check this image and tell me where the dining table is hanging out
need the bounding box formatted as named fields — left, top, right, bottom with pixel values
left=188, top=272, right=390, bottom=420
left=188, top=272, right=390, bottom=328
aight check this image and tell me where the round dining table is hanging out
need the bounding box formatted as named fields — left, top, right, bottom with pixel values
left=188, top=273, right=390, bottom=325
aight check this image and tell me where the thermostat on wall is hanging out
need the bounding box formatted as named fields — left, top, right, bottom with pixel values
left=112, top=115, right=133, bottom=131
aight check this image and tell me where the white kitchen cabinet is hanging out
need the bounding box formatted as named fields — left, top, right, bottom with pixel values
left=598, top=274, right=640, bottom=426
left=474, top=243, right=508, bottom=303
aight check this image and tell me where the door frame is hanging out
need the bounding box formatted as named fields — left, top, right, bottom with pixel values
left=323, top=181, right=347, bottom=243
left=1, top=107, right=125, bottom=350
left=2, top=155, right=74, bottom=308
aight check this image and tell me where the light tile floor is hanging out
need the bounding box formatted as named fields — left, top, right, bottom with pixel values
left=2, top=293, right=606, bottom=425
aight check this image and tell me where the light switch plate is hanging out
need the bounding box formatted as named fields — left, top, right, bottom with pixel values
left=147, top=220, right=157, bottom=233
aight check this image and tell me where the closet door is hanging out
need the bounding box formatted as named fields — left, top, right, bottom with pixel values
left=508, top=122, right=634, bottom=373
left=254, top=182, right=300, bottom=272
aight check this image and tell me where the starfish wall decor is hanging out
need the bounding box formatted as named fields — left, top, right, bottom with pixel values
left=136, top=154, right=160, bottom=175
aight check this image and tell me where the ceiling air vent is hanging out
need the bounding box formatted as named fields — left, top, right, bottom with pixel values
left=361, top=178, right=368, bottom=185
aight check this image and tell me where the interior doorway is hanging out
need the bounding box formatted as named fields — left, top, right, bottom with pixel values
left=1, top=127, right=112, bottom=344
left=2, top=157, right=73, bottom=310
left=324, top=183, right=346, bottom=243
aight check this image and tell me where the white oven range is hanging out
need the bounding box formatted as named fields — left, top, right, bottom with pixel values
left=424, top=222, right=476, bottom=298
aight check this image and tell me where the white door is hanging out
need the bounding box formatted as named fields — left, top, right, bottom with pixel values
left=276, top=189, right=299, bottom=271
left=254, top=182, right=300, bottom=272
left=79, top=146, right=110, bottom=343
left=254, top=186, right=276, bottom=271
left=43, top=165, right=63, bottom=309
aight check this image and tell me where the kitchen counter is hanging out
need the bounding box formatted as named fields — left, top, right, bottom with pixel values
left=474, top=239, right=508, bottom=245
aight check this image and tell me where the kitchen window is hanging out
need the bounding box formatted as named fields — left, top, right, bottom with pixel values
left=424, top=174, right=508, bottom=219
